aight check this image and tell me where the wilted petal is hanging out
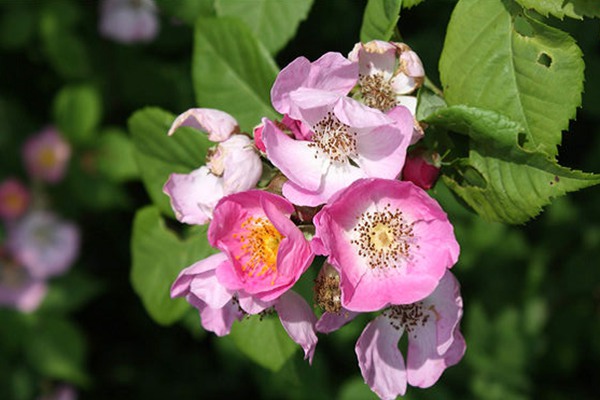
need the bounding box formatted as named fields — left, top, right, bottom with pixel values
left=356, top=315, right=407, bottom=400
left=275, top=290, right=318, bottom=364
left=168, top=108, right=239, bottom=142
left=163, top=166, right=225, bottom=225
left=218, top=135, right=262, bottom=193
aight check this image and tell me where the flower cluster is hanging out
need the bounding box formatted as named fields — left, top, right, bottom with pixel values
left=0, top=127, right=80, bottom=313
left=167, top=40, right=463, bottom=399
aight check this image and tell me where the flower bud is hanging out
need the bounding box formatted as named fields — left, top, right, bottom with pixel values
left=401, top=148, right=441, bottom=190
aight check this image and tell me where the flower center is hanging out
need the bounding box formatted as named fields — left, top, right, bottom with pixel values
left=314, top=265, right=342, bottom=314
left=234, top=216, right=283, bottom=282
left=351, top=204, right=415, bottom=270
left=359, top=73, right=397, bottom=112
left=384, top=302, right=433, bottom=336
left=308, top=112, right=357, bottom=163
left=38, top=147, right=57, bottom=169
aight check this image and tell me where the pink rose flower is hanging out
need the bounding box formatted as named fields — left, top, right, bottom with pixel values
left=0, top=178, right=30, bottom=221
left=7, top=211, right=80, bottom=280
left=356, top=271, right=466, bottom=400
left=23, top=127, right=71, bottom=184
left=312, top=178, right=459, bottom=311
left=349, top=40, right=425, bottom=144
left=163, top=108, right=262, bottom=225
left=262, top=91, right=413, bottom=206
left=172, top=191, right=317, bottom=361
left=99, top=0, right=159, bottom=44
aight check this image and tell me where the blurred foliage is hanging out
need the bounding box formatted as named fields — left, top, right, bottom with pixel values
left=0, top=0, right=599, bottom=399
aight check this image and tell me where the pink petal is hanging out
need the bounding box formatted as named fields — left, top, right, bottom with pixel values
left=237, top=293, right=274, bottom=314
left=168, top=108, right=239, bottom=142
left=275, top=291, right=318, bottom=364
left=163, top=166, right=225, bottom=225
left=356, top=315, right=407, bottom=400
left=193, top=295, right=244, bottom=337
left=407, top=325, right=466, bottom=388
left=271, top=52, right=357, bottom=114
left=315, top=309, right=359, bottom=334
left=262, top=119, right=325, bottom=191
left=171, top=252, right=228, bottom=298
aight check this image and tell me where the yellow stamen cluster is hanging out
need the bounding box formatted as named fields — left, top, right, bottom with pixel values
left=308, top=112, right=357, bottom=163
left=234, top=216, right=283, bottom=282
left=351, top=204, right=415, bottom=270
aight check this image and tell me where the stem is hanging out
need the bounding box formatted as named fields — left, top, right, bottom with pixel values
left=424, top=76, right=444, bottom=98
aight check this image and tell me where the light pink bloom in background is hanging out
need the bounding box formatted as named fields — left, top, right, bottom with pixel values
left=0, top=248, right=47, bottom=312
left=99, top=0, right=159, bottom=44
left=23, top=127, right=71, bottom=184
left=163, top=108, right=262, bottom=225
left=0, top=178, right=30, bottom=220
left=7, top=211, right=80, bottom=280
left=262, top=91, right=413, bottom=206
left=401, top=147, right=441, bottom=190
left=37, top=383, right=77, bottom=400
left=172, top=192, right=319, bottom=362
left=312, top=178, right=459, bottom=312
left=356, top=271, right=466, bottom=400
left=349, top=40, right=425, bottom=144
left=271, top=52, right=358, bottom=116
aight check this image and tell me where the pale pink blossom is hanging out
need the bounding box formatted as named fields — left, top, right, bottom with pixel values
left=349, top=40, right=425, bottom=144
left=7, top=211, right=80, bottom=280
left=312, top=178, right=459, bottom=312
left=23, top=127, right=71, bottom=184
left=0, top=178, right=30, bottom=220
left=37, top=383, right=77, bottom=400
left=99, top=0, right=159, bottom=44
left=0, top=249, right=47, bottom=312
left=262, top=90, right=413, bottom=206
left=164, top=109, right=262, bottom=225
left=356, top=271, right=465, bottom=400
left=271, top=52, right=358, bottom=116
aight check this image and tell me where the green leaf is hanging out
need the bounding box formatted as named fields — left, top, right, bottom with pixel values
left=515, top=0, right=600, bottom=19
left=39, top=1, right=89, bottom=79
left=214, top=0, right=314, bottom=55
left=0, top=3, right=35, bottom=49
left=128, top=107, right=212, bottom=216
left=426, top=105, right=600, bottom=223
left=439, top=0, right=584, bottom=156
left=96, top=128, right=139, bottom=182
left=229, top=314, right=297, bottom=372
left=155, top=0, right=215, bottom=24
left=131, top=206, right=215, bottom=325
left=360, top=0, right=402, bottom=42
left=403, top=0, right=424, bottom=8
left=53, top=85, right=102, bottom=145
left=25, top=317, right=89, bottom=385
left=193, top=17, right=279, bottom=132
